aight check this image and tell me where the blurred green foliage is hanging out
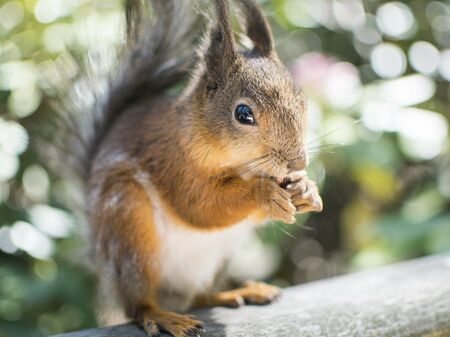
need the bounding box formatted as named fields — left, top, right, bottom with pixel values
left=0, top=0, right=449, bottom=336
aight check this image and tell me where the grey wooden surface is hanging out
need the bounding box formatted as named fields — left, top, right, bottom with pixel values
left=52, top=254, right=450, bottom=337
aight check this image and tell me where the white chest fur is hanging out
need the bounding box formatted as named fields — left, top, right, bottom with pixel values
left=136, top=171, right=254, bottom=311
left=156, top=215, right=253, bottom=310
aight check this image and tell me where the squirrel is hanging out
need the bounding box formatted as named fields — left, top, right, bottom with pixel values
left=41, top=0, right=323, bottom=336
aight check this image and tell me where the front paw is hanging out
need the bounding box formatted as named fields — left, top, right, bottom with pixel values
left=283, top=171, right=323, bottom=214
left=253, top=179, right=296, bottom=224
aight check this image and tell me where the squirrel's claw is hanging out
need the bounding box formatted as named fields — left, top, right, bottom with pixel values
left=144, top=319, right=160, bottom=337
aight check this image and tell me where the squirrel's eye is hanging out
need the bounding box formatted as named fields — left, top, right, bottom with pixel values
left=234, top=104, right=256, bottom=126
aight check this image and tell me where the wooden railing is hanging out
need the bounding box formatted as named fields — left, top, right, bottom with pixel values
left=52, top=254, right=450, bottom=337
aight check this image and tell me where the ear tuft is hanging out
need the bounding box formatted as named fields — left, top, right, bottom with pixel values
left=237, top=0, right=274, bottom=57
left=205, top=0, right=237, bottom=82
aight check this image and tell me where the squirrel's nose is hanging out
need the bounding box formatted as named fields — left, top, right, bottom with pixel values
left=287, top=156, right=309, bottom=171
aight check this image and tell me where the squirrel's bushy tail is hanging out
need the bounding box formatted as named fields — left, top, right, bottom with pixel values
left=37, top=0, right=201, bottom=213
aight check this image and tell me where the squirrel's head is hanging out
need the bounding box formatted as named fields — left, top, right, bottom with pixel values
left=189, top=0, right=308, bottom=180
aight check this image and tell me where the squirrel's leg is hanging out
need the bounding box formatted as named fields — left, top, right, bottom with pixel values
left=195, top=281, right=281, bottom=308
left=174, top=175, right=298, bottom=228
left=93, top=173, right=203, bottom=337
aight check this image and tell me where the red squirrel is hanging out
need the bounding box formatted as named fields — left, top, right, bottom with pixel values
left=43, top=1, right=323, bottom=336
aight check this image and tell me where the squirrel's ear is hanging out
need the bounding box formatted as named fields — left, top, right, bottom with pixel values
left=205, top=0, right=237, bottom=82
left=238, top=0, right=274, bottom=57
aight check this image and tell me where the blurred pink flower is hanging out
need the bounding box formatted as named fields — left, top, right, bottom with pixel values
left=291, top=52, right=362, bottom=108
left=290, top=52, right=337, bottom=92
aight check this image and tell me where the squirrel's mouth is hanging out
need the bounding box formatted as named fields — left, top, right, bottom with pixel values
left=270, top=174, right=300, bottom=189
left=235, top=157, right=291, bottom=182
left=272, top=175, right=289, bottom=186
left=252, top=166, right=290, bottom=183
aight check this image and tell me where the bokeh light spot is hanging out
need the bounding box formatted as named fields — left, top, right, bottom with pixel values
left=30, top=204, right=73, bottom=238
left=0, top=61, right=37, bottom=90
left=377, top=74, right=436, bottom=106
left=10, top=221, right=54, bottom=259
left=0, top=119, right=29, bottom=155
left=353, top=14, right=381, bottom=45
left=333, top=0, right=365, bottom=32
left=33, top=259, right=58, bottom=281
left=370, top=43, right=406, bottom=78
left=38, top=313, right=64, bottom=335
left=34, top=0, right=66, bottom=24
left=0, top=227, right=17, bottom=254
left=324, top=62, right=362, bottom=108
left=8, top=85, right=42, bottom=118
left=0, top=300, right=22, bottom=321
left=398, top=108, right=448, bottom=160
left=408, top=41, right=440, bottom=75
left=0, top=1, right=24, bottom=31
left=0, top=152, right=19, bottom=182
left=23, top=165, right=50, bottom=201
left=283, top=0, right=319, bottom=28
left=439, top=49, right=450, bottom=81
left=376, top=2, right=415, bottom=39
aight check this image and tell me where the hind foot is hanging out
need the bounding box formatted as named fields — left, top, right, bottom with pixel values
left=196, top=281, right=281, bottom=308
left=140, top=309, right=204, bottom=337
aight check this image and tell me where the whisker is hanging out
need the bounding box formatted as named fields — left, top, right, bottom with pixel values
left=307, top=119, right=361, bottom=145
left=261, top=144, right=278, bottom=153
left=291, top=222, right=313, bottom=231
left=308, top=149, right=337, bottom=156
left=263, top=161, right=277, bottom=179
left=232, top=154, right=270, bottom=169
left=308, top=143, right=346, bottom=150
left=238, top=157, right=272, bottom=176
left=278, top=226, right=297, bottom=240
